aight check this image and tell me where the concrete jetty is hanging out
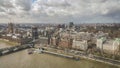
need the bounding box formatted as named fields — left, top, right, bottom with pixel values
left=42, top=50, right=79, bottom=60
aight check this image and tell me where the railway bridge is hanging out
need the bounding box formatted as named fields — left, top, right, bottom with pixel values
left=0, top=42, right=34, bottom=56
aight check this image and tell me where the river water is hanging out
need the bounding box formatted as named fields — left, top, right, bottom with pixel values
left=0, top=42, right=119, bottom=68
left=0, top=42, right=12, bottom=49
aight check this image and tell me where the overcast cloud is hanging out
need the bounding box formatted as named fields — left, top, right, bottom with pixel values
left=0, top=0, right=120, bottom=23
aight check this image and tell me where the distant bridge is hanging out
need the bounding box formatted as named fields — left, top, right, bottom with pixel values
left=0, top=38, right=40, bottom=56
left=0, top=43, right=34, bottom=56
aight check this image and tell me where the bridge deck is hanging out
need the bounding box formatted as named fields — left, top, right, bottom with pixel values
left=0, top=44, right=32, bottom=56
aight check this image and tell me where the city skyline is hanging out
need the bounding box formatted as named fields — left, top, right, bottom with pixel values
left=0, top=0, right=120, bottom=23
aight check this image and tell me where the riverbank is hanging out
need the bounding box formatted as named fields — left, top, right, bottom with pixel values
left=39, top=47, right=120, bottom=67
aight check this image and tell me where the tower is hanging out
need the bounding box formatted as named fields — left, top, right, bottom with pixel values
left=7, top=22, right=14, bottom=34
left=32, top=26, right=38, bottom=39
left=69, top=22, right=74, bottom=28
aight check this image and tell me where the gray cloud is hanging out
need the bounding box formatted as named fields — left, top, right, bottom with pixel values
left=0, top=7, right=5, bottom=12
left=0, top=0, right=120, bottom=23
left=0, top=0, right=14, bottom=8
left=15, top=0, right=32, bottom=11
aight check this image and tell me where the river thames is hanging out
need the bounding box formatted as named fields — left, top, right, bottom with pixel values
left=0, top=42, right=119, bottom=68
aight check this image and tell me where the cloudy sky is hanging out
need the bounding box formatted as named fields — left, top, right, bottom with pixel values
left=0, top=0, right=120, bottom=23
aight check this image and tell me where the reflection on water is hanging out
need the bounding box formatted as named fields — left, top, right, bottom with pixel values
left=0, top=43, right=119, bottom=68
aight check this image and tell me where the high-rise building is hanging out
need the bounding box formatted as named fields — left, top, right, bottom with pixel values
left=32, top=26, right=38, bottom=39
left=7, top=22, right=14, bottom=34
left=69, top=22, right=74, bottom=28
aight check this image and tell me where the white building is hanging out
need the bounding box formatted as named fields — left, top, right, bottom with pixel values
left=76, top=32, right=93, bottom=40
left=96, top=38, right=120, bottom=54
left=72, top=40, right=88, bottom=51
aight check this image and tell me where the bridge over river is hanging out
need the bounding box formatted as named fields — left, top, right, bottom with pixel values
left=0, top=43, right=34, bottom=56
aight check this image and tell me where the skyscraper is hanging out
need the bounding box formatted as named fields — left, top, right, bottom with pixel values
left=7, top=22, right=14, bottom=34
left=32, top=26, right=38, bottom=39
